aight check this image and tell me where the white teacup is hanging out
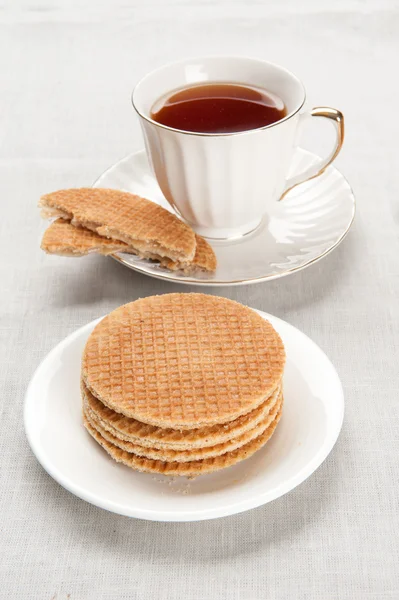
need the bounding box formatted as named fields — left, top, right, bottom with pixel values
left=132, top=56, right=344, bottom=240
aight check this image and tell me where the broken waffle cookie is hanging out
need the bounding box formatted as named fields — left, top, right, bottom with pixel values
left=39, top=188, right=216, bottom=273
left=41, top=218, right=132, bottom=256
left=40, top=218, right=216, bottom=274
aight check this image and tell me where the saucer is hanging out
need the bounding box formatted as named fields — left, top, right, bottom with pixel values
left=24, top=309, right=344, bottom=522
left=93, top=149, right=355, bottom=286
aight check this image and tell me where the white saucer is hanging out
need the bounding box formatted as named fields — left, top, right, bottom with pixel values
left=93, top=149, right=355, bottom=286
left=24, top=309, right=344, bottom=522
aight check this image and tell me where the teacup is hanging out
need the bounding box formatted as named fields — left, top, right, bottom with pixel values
left=132, top=56, right=344, bottom=240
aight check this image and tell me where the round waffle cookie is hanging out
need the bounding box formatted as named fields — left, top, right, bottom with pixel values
left=83, top=390, right=282, bottom=463
left=83, top=403, right=283, bottom=477
left=81, top=381, right=281, bottom=450
left=82, top=294, right=285, bottom=429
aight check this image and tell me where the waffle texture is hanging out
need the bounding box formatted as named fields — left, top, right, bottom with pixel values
left=163, top=235, right=217, bottom=274
left=84, top=391, right=282, bottom=462
left=82, top=381, right=281, bottom=449
left=83, top=404, right=282, bottom=476
left=41, top=218, right=130, bottom=256
left=39, top=188, right=196, bottom=264
left=82, top=294, right=285, bottom=428
left=40, top=218, right=217, bottom=272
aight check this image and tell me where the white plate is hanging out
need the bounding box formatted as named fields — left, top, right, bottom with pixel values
left=93, top=149, right=355, bottom=286
left=24, top=309, right=344, bottom=522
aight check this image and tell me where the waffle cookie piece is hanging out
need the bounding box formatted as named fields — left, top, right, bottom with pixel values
left=41, top=218, right=132, bottom=256
left=84, top=389, right=282, bottom=462
left=40, top=219, right=217, bottom=273
left=162, top=235, right=217, bottom=274
left=39, top=188, right=196, bottom=268
left=82, top=294, right=285, bottom=429
left=82, top=380, right=281, bottom=450
left=83, top=403, right=283, bottom=477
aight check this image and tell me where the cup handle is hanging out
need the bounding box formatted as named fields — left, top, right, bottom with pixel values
left=280, top=107, right=345, bottom=200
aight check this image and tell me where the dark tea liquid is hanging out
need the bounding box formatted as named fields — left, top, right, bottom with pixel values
left=151, top=82, right=287, bottom=134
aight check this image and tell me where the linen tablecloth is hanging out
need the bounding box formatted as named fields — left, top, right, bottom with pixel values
left=1, top=1, right=398, bottom=598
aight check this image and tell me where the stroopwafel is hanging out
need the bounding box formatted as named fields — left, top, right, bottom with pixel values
left=83, top=390, right=282, bottom=462
left=82, top=380, right=281, bottom=450
left=41, top=218, right=132, bottom=256
left=83, top=403, right=283, bottom=477
left=39, top=188, right=196, bottom=267
left=82, top=294, right=285, bottom=429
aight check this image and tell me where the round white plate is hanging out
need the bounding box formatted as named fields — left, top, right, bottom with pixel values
left=93, top=149, right=355, bottom=286
left=25, top=309, right=344, bottom=522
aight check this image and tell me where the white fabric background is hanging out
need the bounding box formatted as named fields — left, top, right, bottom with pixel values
left=1, top=0, right=399, bottom=598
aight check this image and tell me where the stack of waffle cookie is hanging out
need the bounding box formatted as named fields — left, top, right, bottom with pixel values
left=82, top=293, right=285, bottom=477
